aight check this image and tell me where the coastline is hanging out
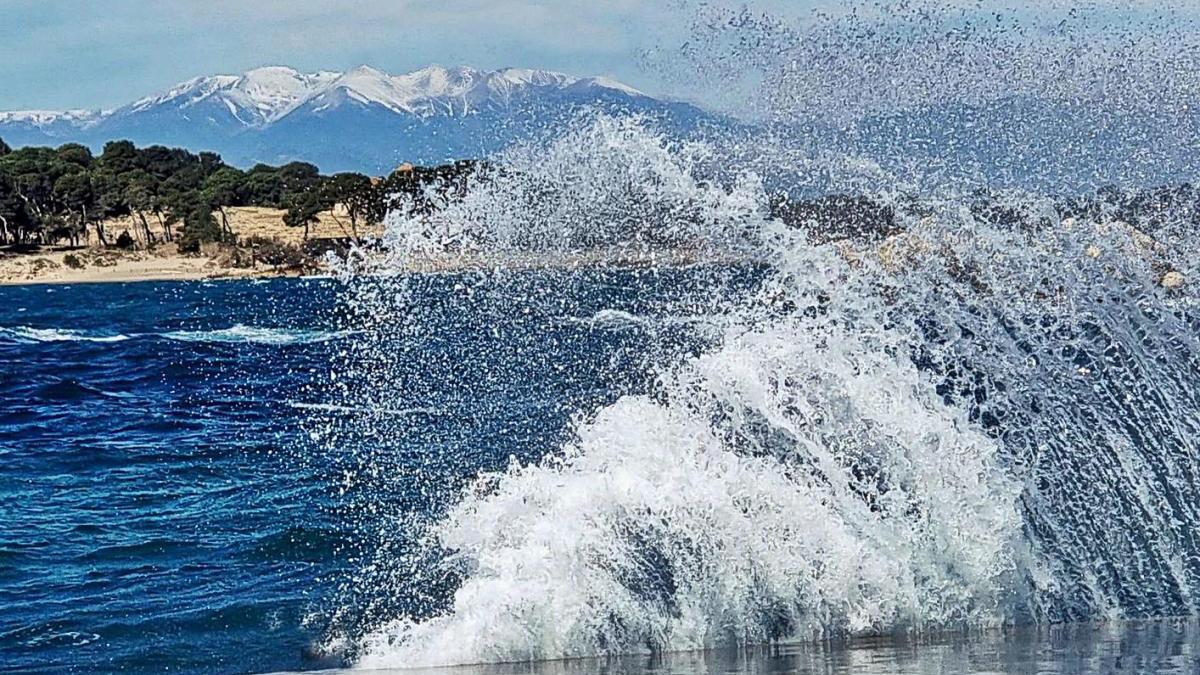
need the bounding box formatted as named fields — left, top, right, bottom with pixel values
left=0, top=206, right=367, bottom=286
left=0, top=234, right=734, bottom=286
left=0, top=251, right=304, bottom=286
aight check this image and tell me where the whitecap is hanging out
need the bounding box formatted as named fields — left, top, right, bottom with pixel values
left=0, top=326, right=131, bottom=344
left=158, top=324, right=352, bottom=346
left=286, top=401, right=440, bottom=417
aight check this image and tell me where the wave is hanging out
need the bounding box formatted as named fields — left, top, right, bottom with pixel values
left=159, top=324, right=352, bottom=345
left=316, top=2, right=1200, bottom=670
left=35, top=379, right=133, bottom=401
left=286, top=401, right=440, bottom=417
left=0, top=324, right=351, bottom=346
left=0, top=326, right=131, bottom=344
left=563, top=309, right=713, bottom=331
left=339, top=121, right=1200, bottom=668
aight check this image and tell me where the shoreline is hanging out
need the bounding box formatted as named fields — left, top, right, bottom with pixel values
left=0, top=205, right=376, bottom=286
left=0, top=246, right=733, bottom=287
left=0, top=251, right=308, bottom=286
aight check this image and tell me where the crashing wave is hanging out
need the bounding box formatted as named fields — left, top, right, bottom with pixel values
left=307, top=1, right=1200, bottom=669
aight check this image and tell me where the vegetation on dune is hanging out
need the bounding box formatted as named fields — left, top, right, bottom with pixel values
left=0, top=136, right=481, bottom=252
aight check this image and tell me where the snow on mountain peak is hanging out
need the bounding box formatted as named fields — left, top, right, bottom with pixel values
left=124, top=66, right=339, bottom=124
left=573, top=76, right=645, bottom=97
left=0, top=109, right=103, bottom=127
left=3, top=64, right=652, bottom=130
left=312, top=64, right=642, bottom=117
left=227, top=66, right=340, bottom=121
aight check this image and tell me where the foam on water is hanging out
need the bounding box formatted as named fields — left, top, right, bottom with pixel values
left=0, top=326, right=132, bottom=344
left=159, top=324, right=352, bottom=345
left=312, top=1, right=1200, bottom=669
left=355, top=241, right=1027, bottom=666
left=0, top=324, right=351, bottom=346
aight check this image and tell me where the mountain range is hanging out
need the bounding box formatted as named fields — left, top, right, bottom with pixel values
left=0, top=65, right=707, bottom=173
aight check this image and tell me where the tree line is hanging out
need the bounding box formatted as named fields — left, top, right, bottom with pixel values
left=0, top=136, right=480, bottom=252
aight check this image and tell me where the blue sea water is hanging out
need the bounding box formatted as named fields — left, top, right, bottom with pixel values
left=0, top=279, right=348, bottom=674
left=2, top=260, right=1200, bottom=675
left=0, top=272, right=719, bottom=674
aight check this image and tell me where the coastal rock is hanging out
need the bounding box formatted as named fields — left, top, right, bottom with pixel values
left=772, top=194, right=900, bottom=243
left=1161, top=271, right=1185, bottom=289
left=877, top=231, right=931, bottom=272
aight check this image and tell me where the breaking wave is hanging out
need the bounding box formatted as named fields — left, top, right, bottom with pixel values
left=0, top=324, right=350, bottom=346
left=157, top=325, right=352, bottom=345
left=311, top=1, right=1200, bottom=669
left=0, top=326, right=132, bottom=344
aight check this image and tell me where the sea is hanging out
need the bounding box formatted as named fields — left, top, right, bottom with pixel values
left=8, top=4, right=1200, bottom=673
left=0, top=272, right=719, bottom=673
left=3, top=250, right=1200, bottom=674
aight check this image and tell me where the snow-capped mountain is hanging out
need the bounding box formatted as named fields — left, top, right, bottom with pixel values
left=123, top=66, right=342, bottom=126
left=0, top=65, right=704, bottom=172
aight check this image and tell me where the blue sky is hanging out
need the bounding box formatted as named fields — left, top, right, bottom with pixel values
left=0, top=0, right=730, bottom=111
left=1, top=1, right=1183, bottom=112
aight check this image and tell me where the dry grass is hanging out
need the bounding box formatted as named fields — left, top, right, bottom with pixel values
left=89, top=205, right=385, bottom=248
left=2, top=206, right=389, bottom=284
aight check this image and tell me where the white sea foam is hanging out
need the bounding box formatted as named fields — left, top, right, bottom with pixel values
left=564, top=309, right=686, bottom=329
left=330, top=2, right=1200, bottom=668
left=338, top=112, right=1200, bottom=667
left=0, top=326, right=131, bottom=344
left=352, top=200, right=1038, bottom=666
left=287, top=401, right=439, bottom=417
left=160, top=324, right=352, bottom=345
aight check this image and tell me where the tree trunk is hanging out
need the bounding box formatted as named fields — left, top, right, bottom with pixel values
left=137, top=211, right=154, bottom=246
left=156, top=211, right=172, bottom=242
left=218, top=207, right=234, bottom=240
left=90, top=207, right=108, bottom=247
left=328, top=211, right=355, bottom=241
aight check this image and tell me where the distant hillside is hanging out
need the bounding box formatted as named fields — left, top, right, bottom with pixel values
left=0, top=65, right=711, bottom=174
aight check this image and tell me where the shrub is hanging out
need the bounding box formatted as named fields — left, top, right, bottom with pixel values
left=28, top=258, right=61, bottom=274
left=62, top=253, right=86, bottom=269
left=178, top=205, right=225, bottom=254
left=114, top=231, right=136, bottom=250
left=244, top=236, right=308, bottom=270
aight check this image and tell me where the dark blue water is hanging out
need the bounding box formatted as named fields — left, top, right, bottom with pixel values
left=8, top=271, right=1199, bottom=675
left=0, top=272, right=722, bottom=674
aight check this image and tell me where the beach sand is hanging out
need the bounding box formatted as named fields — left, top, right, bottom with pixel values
left=0, top=248, right=288, bottom=285
left=0, top=206, right=380, bottom=285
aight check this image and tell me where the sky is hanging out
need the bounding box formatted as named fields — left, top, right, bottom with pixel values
left=1, top=1, right=1188, bottom=113
left=0, top=0, right=731, bottom=111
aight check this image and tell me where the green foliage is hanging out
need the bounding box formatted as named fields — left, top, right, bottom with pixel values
left=325, top=172, right=385, bottom=233
left=52, top=172, right=96, bottom=243
left=282, top=188, right=328, bottom=239
left=244, top=235, right=307, bottom=270
left=278, top=162, right=321, bottom=194
left=56, top=143, right=94, bottom=168
left=98, top=140, right=138, bottom=174
left=177, top=201, right=225, bottom=253
left=0, top=137, right=478, bottom=248
left=203, top=167, right=247, bottom=209
left=114, top=231, right=136, bottom=250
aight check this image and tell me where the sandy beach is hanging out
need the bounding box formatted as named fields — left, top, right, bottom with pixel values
left=0, top=250, right=268, bottom=285
left=0, top=206, right=377, bottom=285
left=0, top=203, right=735, bottom=285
